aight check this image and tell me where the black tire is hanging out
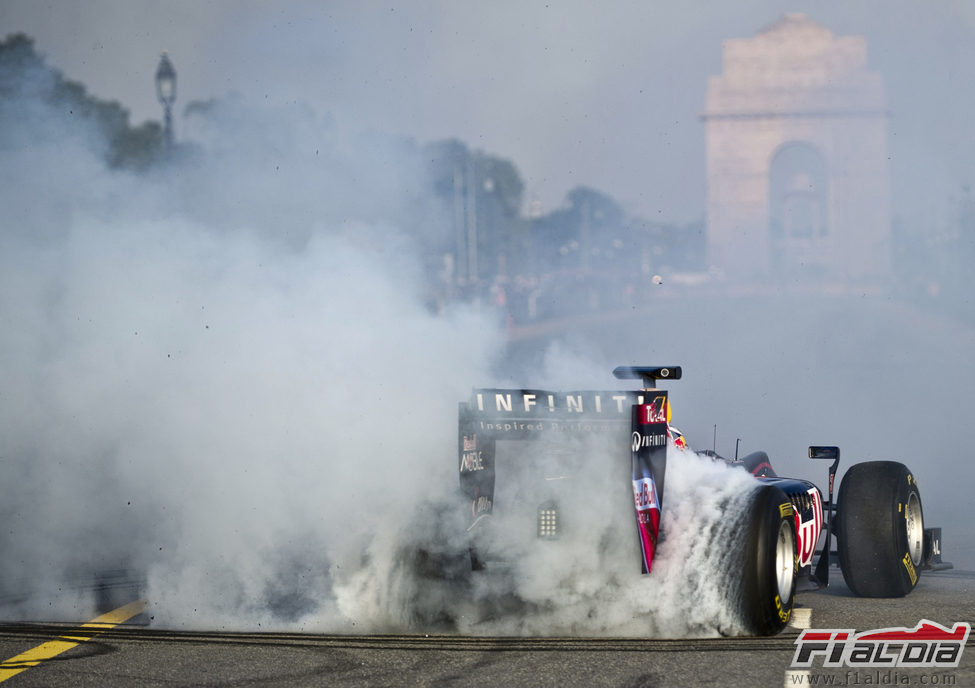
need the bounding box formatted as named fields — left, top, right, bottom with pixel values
left=737, top=485, right=797, bottom=635
left=836, top=461, right=924, bottom=597
left=397, top=500, right=476, bottom=630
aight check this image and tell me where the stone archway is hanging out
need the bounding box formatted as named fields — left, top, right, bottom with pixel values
left=769, top=142, right=828, bottom=273
left=703, top=13, right=891, bottom=283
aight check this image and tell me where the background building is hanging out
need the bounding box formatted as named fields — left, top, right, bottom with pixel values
left=704, top=13, right=891, bottom=284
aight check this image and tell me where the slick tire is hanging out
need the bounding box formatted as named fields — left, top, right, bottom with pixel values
left=397, top=499, right=483, bottom=631
left=737, top=484, right=797, bottom=636
left=835, top=461, right=924, bottom=597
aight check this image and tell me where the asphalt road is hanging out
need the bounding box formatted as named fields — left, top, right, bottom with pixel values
left=0, top=569, right=972, bottom=687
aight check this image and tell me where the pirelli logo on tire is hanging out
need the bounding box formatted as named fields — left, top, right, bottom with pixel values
left=902, top=552, right=918, bottom=585
left=775, top=594, right=791, bottom=623
left=779, top=502, right=794, bottom=518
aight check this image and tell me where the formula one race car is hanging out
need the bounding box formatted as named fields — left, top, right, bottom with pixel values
left=455, top=365, right=950, bottom=636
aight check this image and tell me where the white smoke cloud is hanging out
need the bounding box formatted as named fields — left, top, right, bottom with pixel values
left=0, top=121, right=811, bottom=637
left=3, top=59, right=770, bottom=639
left=3, top=26, right=971, bottom=640
left=0, top=76, right=510, bottom=629
left=461, top=439, right=762, bottom=637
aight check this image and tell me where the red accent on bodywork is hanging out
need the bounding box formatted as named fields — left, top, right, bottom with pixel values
left=793, top=488, right=823, bottom=568
left=635, top=503, right=660, bottom=573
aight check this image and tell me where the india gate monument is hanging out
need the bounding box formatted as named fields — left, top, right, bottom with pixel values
left=703, top=13, right=891, bottom=283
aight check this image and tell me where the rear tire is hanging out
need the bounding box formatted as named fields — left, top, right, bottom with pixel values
left=737, top=485, right=797, bottom=635
left=835, top=461, right=923, bottom=597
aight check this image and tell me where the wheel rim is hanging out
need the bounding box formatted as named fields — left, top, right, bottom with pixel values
left=775, top=520, right=795, bottom=603
left=905, top=491, right=924, bottom=566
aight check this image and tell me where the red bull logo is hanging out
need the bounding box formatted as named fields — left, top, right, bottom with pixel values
left=633, top=476, right=659, bottom=510
left=667, top=426, right=687, bottom=449
left=632, top=476, right=661, bottom=573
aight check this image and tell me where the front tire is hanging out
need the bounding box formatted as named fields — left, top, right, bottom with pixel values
left=737, top=485, right=797, bottom=635
left=835, top=461, right=923, bottom=597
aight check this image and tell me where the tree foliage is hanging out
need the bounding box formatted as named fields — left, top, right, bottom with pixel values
left=2, top=31, right=711, bottom=320
left=423, top=138, right=528, bottom=281
left=0, top=33, right=165, bottom=170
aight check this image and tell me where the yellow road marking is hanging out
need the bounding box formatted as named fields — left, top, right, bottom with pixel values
left=0, top=599, right=147, bottom=683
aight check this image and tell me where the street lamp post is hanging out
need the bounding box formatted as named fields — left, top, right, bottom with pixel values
left=155, top=52, right=177, bottom=151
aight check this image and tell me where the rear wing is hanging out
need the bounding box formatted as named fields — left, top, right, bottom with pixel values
left=459, top=367, right=680, bottom=572
left=458, top=389, right=645, bottom=522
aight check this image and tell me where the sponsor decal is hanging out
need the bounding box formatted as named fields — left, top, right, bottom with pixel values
left=640, top=396, right=670, bottom=424
left=794, top=488, right=823, bottom=568
left=459, top=434, right=484, bottom=472
left=477, top=420, right=545, bottom=433
left=668, top=426, right=687, bottom=449
left=472, top=495, right=493, bottom=518
left=902, top=552, right=918, bottom=585
left=476, top=419, right=630, bottom=434
left=631, top=431, right=667, bottom=452
left=631, top=475, right=661, bottom=572
left=473, top=390, right=644, bottom=416
left=792, top=620, right=970, bottom=669
left=632, top=476, right=658, bottom=510
left=459, top=450, right=484, bottom=472
left=775, top=594, right=791, bottom=623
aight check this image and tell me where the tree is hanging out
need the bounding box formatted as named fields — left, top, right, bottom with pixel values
left=0, top=33, right=166, bottom=170
left=423, top=139, right=526, bottom=284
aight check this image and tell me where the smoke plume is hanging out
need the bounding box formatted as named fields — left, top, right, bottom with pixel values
left=3, top=35, right=970, bottom=641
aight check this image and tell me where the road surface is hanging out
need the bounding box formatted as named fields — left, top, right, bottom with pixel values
left=1, top=569, right=972, bottom=687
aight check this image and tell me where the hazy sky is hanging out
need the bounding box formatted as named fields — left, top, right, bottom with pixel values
left=3, top=1, right=975, bottom=225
